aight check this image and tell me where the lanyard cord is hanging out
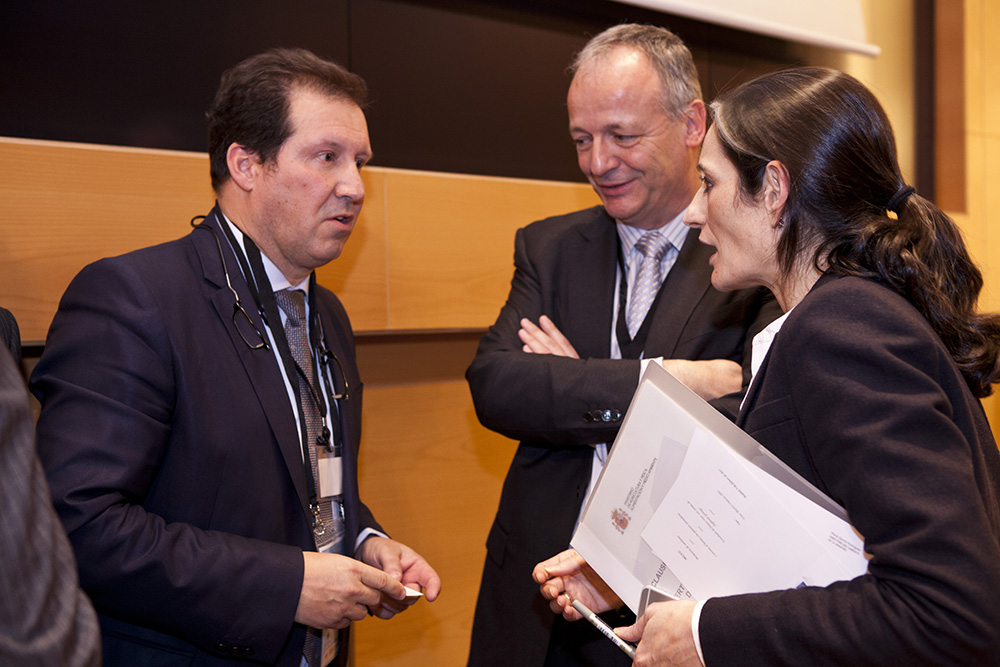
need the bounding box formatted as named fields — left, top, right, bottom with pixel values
left=213, top=211, right=343, bottom=504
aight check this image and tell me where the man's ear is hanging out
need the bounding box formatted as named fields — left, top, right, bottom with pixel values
left=226, top=143, right=260, bottom=193
left=683, top=100, right=707, bottom=148
left=763, top=160, right=791, bottom=223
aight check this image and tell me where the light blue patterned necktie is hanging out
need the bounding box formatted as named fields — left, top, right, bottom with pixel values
left=626, top=231, right=672, bottom=338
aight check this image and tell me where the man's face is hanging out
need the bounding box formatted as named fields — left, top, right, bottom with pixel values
left=567, top=48, right=704, bottom=230
left=249, top=86, right=371, bottom=284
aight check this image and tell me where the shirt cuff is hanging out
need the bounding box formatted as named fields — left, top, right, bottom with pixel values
left=691, top=599, right=707, bottom=666
left=355, top=527, right=388, bottom=553
left=640, top=357, right=663, bottom=381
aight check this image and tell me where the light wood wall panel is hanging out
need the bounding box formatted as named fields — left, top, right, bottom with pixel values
left=351, top=334, right=516, bottom=666
left=316, top=169, right=391, bottom=330
left=383, top=169, right=600, bottom=329
left=958, top=0, right=1000, bottom=436
left=0, top=139, right=213, bottom=342
left=0, top=137, right=597, bottom=341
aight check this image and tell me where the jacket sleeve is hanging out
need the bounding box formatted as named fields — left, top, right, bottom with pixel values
left=466, top=226, right=643, bottom=447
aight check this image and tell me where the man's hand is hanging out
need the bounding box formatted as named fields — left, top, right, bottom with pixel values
left=616, top=600, right=703, bottom=667
left=519, top=319, right=743, bottom=405
left=661, top=358, right=742, bottom=401
left=295, top=552, right=407, bottom=629
left=532, top=548, right=622, bottom=620
left=356, top=536, right=441, bottom=619
left=519, top=316, right=579, bottom=358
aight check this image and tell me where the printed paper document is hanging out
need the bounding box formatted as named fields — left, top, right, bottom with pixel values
left=571, top=364, right=868, bottom=613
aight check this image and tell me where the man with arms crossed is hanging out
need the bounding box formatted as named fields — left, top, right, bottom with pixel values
left=466, top=25, right=776, bottom=667
left=32, top=48, right=439, bottom=666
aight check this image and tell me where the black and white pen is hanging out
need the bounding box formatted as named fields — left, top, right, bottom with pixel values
left=569, top=597, right=636, bottom=660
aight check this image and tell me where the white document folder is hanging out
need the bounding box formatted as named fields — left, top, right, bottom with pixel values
left=570, top=363, right=869, bottom=613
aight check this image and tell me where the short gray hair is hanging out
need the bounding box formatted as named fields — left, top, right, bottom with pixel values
left=570, top=24, right=702, bottom=118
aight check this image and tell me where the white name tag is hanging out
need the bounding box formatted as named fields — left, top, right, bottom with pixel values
left=317, top=450, right=342, bottom=498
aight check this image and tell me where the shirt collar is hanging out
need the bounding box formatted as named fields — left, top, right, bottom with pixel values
left=615, top=207, right=690, bottom=256
left=218, top=212, right=309, bottom=294
left=749, top=308, right=793, bottom=383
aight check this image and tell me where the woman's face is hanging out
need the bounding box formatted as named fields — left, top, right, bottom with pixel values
left=683, top=125, right=783, bottom=295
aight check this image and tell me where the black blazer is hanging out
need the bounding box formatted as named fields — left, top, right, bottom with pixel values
left=466, top=206, right=777, bottom=666
left=32, top=209, right=380, bottom=666
left=700, top=274, right=1000, bottom=665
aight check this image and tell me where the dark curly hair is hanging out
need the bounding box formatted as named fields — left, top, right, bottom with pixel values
left=206, top=47, right=367, bottom=191
left=711, top=66, right=1000, bottom=397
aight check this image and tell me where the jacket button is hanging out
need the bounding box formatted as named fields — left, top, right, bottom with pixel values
left=583, top=411, right=594, bottom=422
left=610, top=409, right=622, bottom=421
left=215, top=643, right=228, bottom=654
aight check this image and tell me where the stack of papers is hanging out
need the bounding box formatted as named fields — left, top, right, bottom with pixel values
left=571, top=364, right=869, bottom=613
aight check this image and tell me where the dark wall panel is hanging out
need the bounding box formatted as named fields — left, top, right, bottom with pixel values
left=351, top=0, right=590, bottom=181
left=347, top=0, right=810, bottom=181
left=1, top=1, right=349, bottom=151
left=0, top=0, right=815, bottom=182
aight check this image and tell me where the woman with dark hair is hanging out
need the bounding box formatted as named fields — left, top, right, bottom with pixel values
left=533, top=67, right=1000, bottom=665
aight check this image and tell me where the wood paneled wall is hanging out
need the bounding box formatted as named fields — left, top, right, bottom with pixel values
left=955, top=0, right=1000, bottom=449
left=0, top=137, right=598, bottom=342
left=350, top=334, right=514, bottom=665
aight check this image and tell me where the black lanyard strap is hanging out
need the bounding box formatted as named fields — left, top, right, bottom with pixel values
left=214, top=210, right=342, bottom=503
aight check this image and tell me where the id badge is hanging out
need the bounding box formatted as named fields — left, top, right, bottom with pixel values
left=317, top=449, right=342, bottom=498
left=321, top=627, right=338, bottom=666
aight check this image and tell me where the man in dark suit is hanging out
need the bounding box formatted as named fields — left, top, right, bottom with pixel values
left=466, top=25, right=777, bottom=666
left=31, top=48, right=439, bottom=666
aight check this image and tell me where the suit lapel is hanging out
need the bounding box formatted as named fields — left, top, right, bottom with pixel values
left=194, top=210, right=311, bottom=515
left=562, top=209, right=619, bottom=358
left=737, top=273, right=829, bottom=427
left=643, top=227, right=714, bottom=356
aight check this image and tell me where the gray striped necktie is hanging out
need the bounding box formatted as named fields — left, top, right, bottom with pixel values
left=274, top=288, right=340, bottom=667
left=626, top=231, right=672, bottom=338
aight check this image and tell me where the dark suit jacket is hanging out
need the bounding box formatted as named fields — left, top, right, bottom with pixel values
left=466, top=206, right=778, bottom=666
left=699, top=274, right=1000, bottom=665
left=31, top=209, right=380, bottom=666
